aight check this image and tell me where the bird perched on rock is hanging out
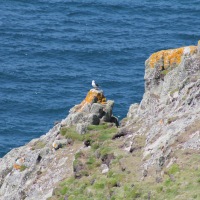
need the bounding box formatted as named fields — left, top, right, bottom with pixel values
left=92, top=80, right=99, bottom=89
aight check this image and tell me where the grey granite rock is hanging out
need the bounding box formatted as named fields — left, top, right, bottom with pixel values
left=123, top=42, right=200, bottom=172
left=76, top=123, right=88, bottom=134
left=87, top=113, right=100, bottom=125
left=1, top=42, right=199, bottom=200
left=90, top=103, right=104, bottom=118
left=0, top=123, right=83, bottom=200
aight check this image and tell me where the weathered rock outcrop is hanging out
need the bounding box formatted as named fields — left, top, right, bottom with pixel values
left=0, top=89, right=118, bottom=200
left=122, top=41, right=200, bottom=174
left=61, top=88, right=118, bottom=134
left=0, top=41, right=200, bottom=200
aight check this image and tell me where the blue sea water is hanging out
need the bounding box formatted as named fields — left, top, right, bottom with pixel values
left=1, top=0, right=200, bottom=157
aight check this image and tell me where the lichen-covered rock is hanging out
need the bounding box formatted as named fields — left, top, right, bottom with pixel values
left=146, top=46, right=197, bottom=70
left=61, top=89, right=118, bottom=130
left=71, top=89, right=106, bottom=113
left=0, top=85, right=119, bottom=199
left=2, top=41, right=199, bottom=200
left=145, top=43, right=198, bottom=90
left=123, top=40, right=200, bottom=176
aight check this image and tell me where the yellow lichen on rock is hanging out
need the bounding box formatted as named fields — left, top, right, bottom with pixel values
left=13, top=163, right=21, bottom=170
left=13, top=157, right=25, bottom=170
left=148, top=45, right=197, bottom=69
left=148, top=50, right=164, bottom=69
left=74, top=89, right=106, bottom=112
left=84, top=89, right=106, bottom=104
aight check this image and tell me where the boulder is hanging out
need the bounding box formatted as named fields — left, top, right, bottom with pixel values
left=144, top=45, right=198, bottom=92
left=90, top=103, right=104, bottom=118
left=101, top=164, right=109, bottom=174
left=61, top=89, right=118, bottom=132
left=101, top=100, right=114, bottom=122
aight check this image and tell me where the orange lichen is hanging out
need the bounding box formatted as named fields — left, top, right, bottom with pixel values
left=74, top=89, right=106, bottom=112
left=149, top=50, right=164, bottom=69
left=190, top=46, right=197, bottom=54
left=84, top=90, right=106, bottom=104
left=13, top=163, right=21, bottom=170
left=148, top=45, right=197, bottom=69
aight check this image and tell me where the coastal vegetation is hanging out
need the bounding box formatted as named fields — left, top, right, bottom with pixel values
left=49, top=124, right=200, bottom=200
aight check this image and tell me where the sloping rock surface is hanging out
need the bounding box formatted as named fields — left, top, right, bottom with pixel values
left=0, top=41, right=200, bottom=199
left=122, top=41, right=200, bottom=173
left=0, top=89, right=117, bottom=200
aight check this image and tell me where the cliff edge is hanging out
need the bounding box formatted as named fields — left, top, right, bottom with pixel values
left=0, top=89, right=118, bottom=200
left=0, top=41, right=200, bottom=200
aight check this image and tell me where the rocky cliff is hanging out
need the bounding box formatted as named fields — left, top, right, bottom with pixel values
left=0, top=41, right=200, bottom=200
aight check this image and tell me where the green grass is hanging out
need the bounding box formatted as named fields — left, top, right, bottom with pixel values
left=86, top=156, right=96, bottom=165
left=51, top=153, right=200, bottom=200
left=167, top=163, right=180, bottom=175
left=60, top=124, right=117, bottom=143
left=49, top=124, right=200, bottom=200
left=20, top=165, right=27, bottom=172
left=60, top=186, right=68, bottom=195
left=160, top=69, right=169, bottom=75
left=61, top=126, right=84, bottom=141
left=31, top=141, right=46, bottom=150
left=87, top=124, right=109, bottom=131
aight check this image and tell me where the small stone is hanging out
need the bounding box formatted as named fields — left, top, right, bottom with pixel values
left=52, top=141, right=60, bottom=150
left=173, top=91, right=179, bottom=99
left=54, top=121, right=61, bottom=125
left=52, top=139, right=68, bottom=150
left=101, top=164, right=109, bottom=174
left=37, top=171, right=42, bottom=175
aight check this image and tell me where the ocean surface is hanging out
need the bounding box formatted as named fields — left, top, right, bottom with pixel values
left=1, top=0, right=200, bottom=157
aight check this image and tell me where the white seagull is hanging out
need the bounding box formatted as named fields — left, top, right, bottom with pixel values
left=92, top=80, right=99, bottom=89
